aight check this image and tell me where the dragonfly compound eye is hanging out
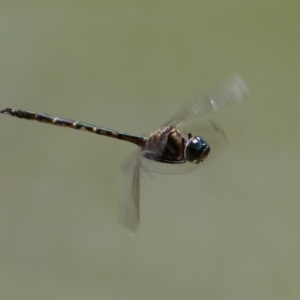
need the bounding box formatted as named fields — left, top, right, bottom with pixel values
left=185, top=136, right=210, bottom=163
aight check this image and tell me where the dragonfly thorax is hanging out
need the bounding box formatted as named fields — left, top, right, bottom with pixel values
left=143, top=127, right=186, bottom=163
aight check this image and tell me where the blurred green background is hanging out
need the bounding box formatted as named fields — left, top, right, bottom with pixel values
left=1, top=1, right=300, bottom=299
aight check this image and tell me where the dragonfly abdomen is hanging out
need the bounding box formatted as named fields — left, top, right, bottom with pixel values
left=0, top=108, right=147, bottom=147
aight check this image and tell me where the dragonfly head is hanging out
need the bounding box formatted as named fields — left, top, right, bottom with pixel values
left=185, top=136, right=210, bottom=164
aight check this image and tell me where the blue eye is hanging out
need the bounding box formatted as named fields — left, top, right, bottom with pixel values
left=185, top=136, right=210, bottom=163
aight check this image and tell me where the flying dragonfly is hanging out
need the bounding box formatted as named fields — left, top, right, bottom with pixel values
left=1, top=75, right=248, bottom=234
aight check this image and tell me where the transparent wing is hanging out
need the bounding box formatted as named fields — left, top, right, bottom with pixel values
left=118, top=151, right=142, bottom=235
left=164, top=74, right=249, bottom=128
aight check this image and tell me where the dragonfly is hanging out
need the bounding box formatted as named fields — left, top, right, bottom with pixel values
left=1, top=75, right=248, bottom=234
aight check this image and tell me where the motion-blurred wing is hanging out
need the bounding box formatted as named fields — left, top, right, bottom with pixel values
left=165, top=74, right=249, bottom=128
left=118, top=152, right=142, bottom=235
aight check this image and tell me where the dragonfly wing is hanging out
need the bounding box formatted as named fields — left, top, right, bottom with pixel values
left=164, top=74, right=249, bottom=128
left=118, top=151, right=142, bottom=235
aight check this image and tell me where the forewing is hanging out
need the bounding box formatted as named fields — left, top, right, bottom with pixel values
left=164, top=74, right=249, bottom=128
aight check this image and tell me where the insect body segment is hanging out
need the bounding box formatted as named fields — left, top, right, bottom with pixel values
left=0, top=108, right=147, bottom=147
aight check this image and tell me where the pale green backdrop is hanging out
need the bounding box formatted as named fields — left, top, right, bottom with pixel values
left=0, top=1, right=299, bottom=300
